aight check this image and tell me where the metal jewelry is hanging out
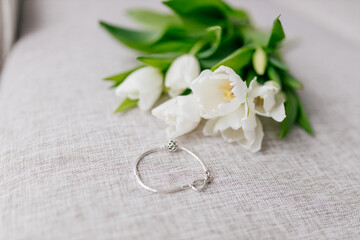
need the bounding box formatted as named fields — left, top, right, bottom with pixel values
left=134, top=140, right=212, bottom=194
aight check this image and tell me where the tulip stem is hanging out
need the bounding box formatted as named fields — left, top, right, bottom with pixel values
left=189, top=40, right=205, bottom=56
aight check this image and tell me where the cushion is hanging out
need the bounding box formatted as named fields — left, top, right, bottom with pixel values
left=1, top=0, right=359, bottom=239
left=0, top=0, right=18, bottom=64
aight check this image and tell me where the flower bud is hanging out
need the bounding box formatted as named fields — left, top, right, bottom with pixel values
left=165, top=54, right=200, bottom=97
left=116, top=66, right=163, bottom=111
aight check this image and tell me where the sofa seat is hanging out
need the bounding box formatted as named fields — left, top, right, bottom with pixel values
left=0, top=0, right=359, bottom=239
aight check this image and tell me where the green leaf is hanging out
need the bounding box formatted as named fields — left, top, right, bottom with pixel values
left=100, top=21, right=198, bottom=53
left=180, top=88, right=192, bottom=95
left=151, top=40, right=195, bottom=53
left=227, top=8, right=250, bottom=26
left=164, top=0, right=250, bottom=26
left=245, top=69, right=256, bottom=87
left=190, top=26, right=222, bottom=58
left=256, top=75, right=267, bottom=85
left=268, top=56, right=289, bottom=71
left=252, top=47, right=267, bottom=75
left=163, top=0, right=228, bottom=27
left=137, top=52, right=181, bottom=70
left=283, top=74, right=303, bottom=89
left=267, top=15, right=285, bottom=50
left=280, top=90, right=298, bottom=138
left=297, top=100, right=314, bottom=135
left=198, top=37, right=242, bottom=68
left=211, top=46, right=254, bottom=73
left=199, top=57, right=222, bottom=69
left=127, top=9, right=181, bottom=28
left=267, top=65, right=282, bottom=87
left=114, top=98, right=139, bottom=113
left=99, top=21, right=164, bottom=51
left=104, top=66, right=144, bottom=88
left=238, top=27, right=268, bottom=47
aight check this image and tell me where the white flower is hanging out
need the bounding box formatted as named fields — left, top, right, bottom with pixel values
left=152, top=94, right=201, bottom=138
left=165, top=54, right=200, bottom=97
left=115, top=66, right=163, bottom=111
left=190, top=65, right=247, bottom=119
left=203, top=104, right=264, bottom=153
left=247, top=79, right=286, bottom=122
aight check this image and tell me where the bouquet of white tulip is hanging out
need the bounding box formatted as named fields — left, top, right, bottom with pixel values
left=100, top=0, right=313, bottom=152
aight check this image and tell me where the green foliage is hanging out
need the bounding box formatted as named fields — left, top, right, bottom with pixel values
left=191, top=26, right=222, bottom=58
left=282, top=73, right=303, bottom=89
left=99, top=21, right=197, bottom=53
left=280, top=90, right=297, bottom=138
left=100, top=0, right=313, bottom=136
left=245, top=69, right=256, bottom=87
left=127, top=9, right=181, bottom=28
left=239, top=27, right=268, bottom=47
left=268, top=56, right=289, bottom=71
left=137, top=52, right=182, bottom=70
left=211, top=46, right=254, bottom=73
left=267, top=15, right=285, bottom=50
left=297, top=100, right=314, bottom=135
left=280, top=89, right=314, bottom=138
left=266, top=65, right=281, bottom=87
left=114, top=98, right=139, bottom=113
left=180, top=88, right=192, bottom=96
left=99, top=21, right=164, bottom=52
left=163, top=0, right=231, bottom=30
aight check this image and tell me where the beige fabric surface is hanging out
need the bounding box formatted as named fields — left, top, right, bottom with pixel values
left=1, top=0, right=360, bottom=239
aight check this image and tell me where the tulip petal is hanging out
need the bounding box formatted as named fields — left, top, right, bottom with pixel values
left=214, top=108, right=243, bottom=131
left=116, top=66, right=163, bottom=111
left=263, top=94, right=276, bottom=113
left=152, top=95, right=200, bottom=138
left=244, top=117, right=264, bottom=153
left=220, top=116, right=263, bottom=152
left=271, top=93, right=286, bottom=122
left=242, top=108, right=257, bottom=131
left=248, top=79, right=285, bottom=121
left=191, top=66, right=245, bottom=119
left=234, top=117, right=263, bottom=152
left=203, top=105, right=264, bottom=152
left=165, top=54, right=200, bottom=97
left=221, top=128, right=245, bottom=143
left=203, top=107, right=243, bottom=136
left=203, top=119, right=218, bottom=136
left=215, top=66, right=247, bottom=102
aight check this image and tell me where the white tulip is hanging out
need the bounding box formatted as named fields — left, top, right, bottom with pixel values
left=191, top=65, right=247, bottom=119
left=152, top=94, right=201, bottom=138
left=115, top=66, right=163, bottom=111
left=203, top=104, right=264, bottom=153
left=165, top=54, right=200, bottom=97
left=247, top=78, right=286, bottom=122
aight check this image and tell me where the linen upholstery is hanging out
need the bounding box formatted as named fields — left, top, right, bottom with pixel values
left=0, top=0, right=360, bottom=239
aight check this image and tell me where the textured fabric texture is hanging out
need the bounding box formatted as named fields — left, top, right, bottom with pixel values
left=1, top=0, right=360, bottom=239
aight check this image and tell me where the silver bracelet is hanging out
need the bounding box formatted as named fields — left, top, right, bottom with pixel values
left=134, top=140, right=212, bottom=194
